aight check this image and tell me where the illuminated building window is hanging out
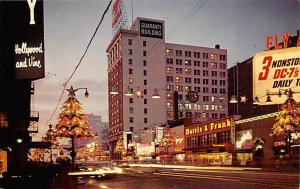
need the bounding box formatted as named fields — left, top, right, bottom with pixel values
left=202, top=112, right=209, bottom=118
left=219, top=96, right=225, bottom=102
left=166, top=93, right=173, bottom=99
left=211, top=105, right=218, bottom=111
left=202, top=104, right=209, bottom=110
left=166, top=49, right=173, bottom=55
left=176, top=85, right=183, bottom=91
left=166, top=67, right=173, bottom=74
left=193, top=104, right=201, bottom=110
left=166, top=102, right=173, bottom=109
left=176, top=76, right=183, bottom=83
left=210, top=53, right=217, bottom=60
left=167, top=111, right=174, bottom=118
left=167, top=85, right=174, bottom=91
left=185, top=68, right=192, bottom=74
left=185, top=86, right=191, bottom=92
left=211, top=96, right=218, bottom=102
left=211, top=62, right=218, bottom=69
left=219, top=105, right=226, bottom=111
left=129, top=78, right=133, bottom=84
left=185, top=60, right=191, bottom=66
left=185, top=103, right=192, bottom=109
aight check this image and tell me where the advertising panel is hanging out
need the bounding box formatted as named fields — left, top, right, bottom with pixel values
left=1, top=0, right=45, bottom=80
left=140, top=20, right=163, bottom=39
left=235, top=130, right=253, bottom=150
left=253, top=47, right=300, bottom=104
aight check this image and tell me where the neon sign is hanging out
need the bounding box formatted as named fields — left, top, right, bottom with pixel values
left=266, top=33, right=300, bottom=50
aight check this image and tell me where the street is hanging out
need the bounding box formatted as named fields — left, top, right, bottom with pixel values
left=61, top=166, right=300, bottom=189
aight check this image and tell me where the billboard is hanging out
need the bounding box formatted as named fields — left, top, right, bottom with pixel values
left=140, top=20, right=163, bottom=39
left=253, top=47, right=300, bottom=104
left=1, top=0, right=45, bottom=80
left=235, top=130, right=252, bottom=150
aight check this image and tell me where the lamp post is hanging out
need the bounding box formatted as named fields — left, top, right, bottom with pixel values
left=54, top=86, right=92, bottom=170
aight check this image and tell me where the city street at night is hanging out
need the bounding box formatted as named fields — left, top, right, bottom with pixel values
left=56, top=165, right=300, bottom=189
left=0, top=0, right=300, bottom=188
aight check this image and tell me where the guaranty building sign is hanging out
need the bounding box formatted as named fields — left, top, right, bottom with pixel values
left=253, top=33, right=300, bottom=105
left=140, top=20, right=163, bottom=39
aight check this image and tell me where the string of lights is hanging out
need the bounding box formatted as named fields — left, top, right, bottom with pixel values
left=46, top=0, right=113, bottom=126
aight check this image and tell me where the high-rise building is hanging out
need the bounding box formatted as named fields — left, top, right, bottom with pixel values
left=106, top=17, right=228, bottom=160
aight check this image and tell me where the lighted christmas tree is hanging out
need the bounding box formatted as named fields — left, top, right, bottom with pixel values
left=271, top=93, right=300, bottom=136
left=115, top=137, right=126, bottom=157
left=54, top=86, right=92, bottom=169
left=160, top=125, right=176, bottom=156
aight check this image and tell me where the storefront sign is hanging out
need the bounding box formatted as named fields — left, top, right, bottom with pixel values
left=0, top=151, right=7, bottom=174
left=253, top=47, right=300, bottom=104
left=274, top=141, right=286, bottom=146
left=140, top=20, right=163, bottom=39
left=136, top=143, right=155, bottom=156
left=185, top=118, right=231, bottom=135
left=235, top=130, right=252, bottom=149
left=175, top=136, right=184, bottom=152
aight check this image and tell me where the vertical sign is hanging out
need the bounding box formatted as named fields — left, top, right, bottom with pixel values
left=230, top=118, right=236, bottom=145
left=1, top=0, right=45, bottom=80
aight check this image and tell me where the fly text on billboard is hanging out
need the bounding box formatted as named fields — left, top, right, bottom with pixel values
left=266, top=33, right=300, bottom=50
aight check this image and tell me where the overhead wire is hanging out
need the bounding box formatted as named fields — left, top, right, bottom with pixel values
left=46, top=0, right=113, bottom=126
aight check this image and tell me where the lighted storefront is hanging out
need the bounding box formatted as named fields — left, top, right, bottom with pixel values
left=184, top=117, right=235, bottom=165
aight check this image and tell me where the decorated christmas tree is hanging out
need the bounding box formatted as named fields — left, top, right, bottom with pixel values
left=115, top=137, right=126, bottom=157
left=54, top=86, right=92, bottom=169
left=160, top=125, right=176, bottom=156
left=271, top=93, right=300, bottom=136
